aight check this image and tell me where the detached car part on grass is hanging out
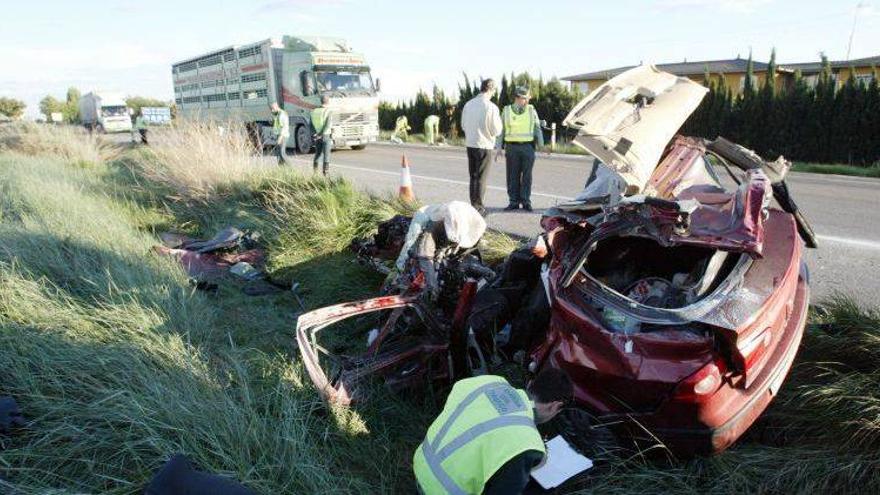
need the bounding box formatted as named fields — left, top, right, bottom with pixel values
left=529, top=65, right=816, bottom=455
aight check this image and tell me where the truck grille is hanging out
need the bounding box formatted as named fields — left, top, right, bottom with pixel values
left=336, top=112, right=369, bottom=125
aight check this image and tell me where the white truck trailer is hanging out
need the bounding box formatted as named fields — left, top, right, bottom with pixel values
left=78, top=92, right=132, bottom=133
left=172, top=36, right=380, bottom=153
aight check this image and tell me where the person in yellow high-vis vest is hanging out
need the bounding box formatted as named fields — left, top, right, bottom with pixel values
left=498, top=87, right=543, bottom=212
left=270, top=102, right=290, bottom=165
left=135, top=111, right=148, bottom=145
left=424, top=114, right=441, bottom=145
left=310, top=95, right=333, bottom=175
left=413, top=368, right=572, bottom=495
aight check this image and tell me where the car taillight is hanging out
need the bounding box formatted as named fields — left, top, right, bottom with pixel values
left=738, top=328, right=772, bottom=371
left=673, top=359, right=726, bottom=403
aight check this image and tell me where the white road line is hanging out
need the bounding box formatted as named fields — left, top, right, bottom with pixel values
left=816, top=235, right=880, bottom=251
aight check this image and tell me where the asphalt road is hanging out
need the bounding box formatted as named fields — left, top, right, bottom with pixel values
left=279, top=143, right=880, bottom=307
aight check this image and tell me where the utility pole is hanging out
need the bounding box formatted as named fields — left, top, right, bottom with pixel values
left=846, top=2, right=868, bottom=60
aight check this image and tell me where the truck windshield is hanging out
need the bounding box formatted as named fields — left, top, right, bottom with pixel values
left=101, top=106, right=128, bottom=117
left=315, top=69, right=374, bottom=94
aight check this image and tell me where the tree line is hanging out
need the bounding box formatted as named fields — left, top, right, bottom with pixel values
left=381, top=55, right=880, bottom=166
left=1, top=91, right=170, bottom=121
left=682, top=51, right=880, bottom=166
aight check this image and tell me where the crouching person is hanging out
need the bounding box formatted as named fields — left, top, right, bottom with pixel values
left=414, top=368, right=573, bottom=495
left=391, top=201, right=487, bottom=298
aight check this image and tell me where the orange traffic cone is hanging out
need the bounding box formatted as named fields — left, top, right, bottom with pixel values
left=399, top=154, right=415, bottom=202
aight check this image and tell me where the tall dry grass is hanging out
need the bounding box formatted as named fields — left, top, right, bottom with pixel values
left=0, top=122, right=117, bottom=165
left=132, top=121, right=272, bottom=201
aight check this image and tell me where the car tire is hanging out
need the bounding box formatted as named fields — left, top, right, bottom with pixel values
left=351, top=144, right=367, bottom=150
left=96, top=124, right=105, bottom=134
left=295, top=124, right=313, bottom=154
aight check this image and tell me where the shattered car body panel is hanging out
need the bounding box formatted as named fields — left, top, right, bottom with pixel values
left=563, top=65, right=708, bottom=194
left=296, top=294, right=452, bottom=405
left=531, top=66, right=814, bottom=455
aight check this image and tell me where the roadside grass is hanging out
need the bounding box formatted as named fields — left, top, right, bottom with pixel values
left=1, top=125, right=878, bottom=493
left=0, top=122, right=118, bottom=166
left=792, top=161, right=880, bottom=178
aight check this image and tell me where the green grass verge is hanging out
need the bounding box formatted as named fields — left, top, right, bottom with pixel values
left=792, top=162, right=880, bottom=178
left=1, top=135, right=879, bottom=493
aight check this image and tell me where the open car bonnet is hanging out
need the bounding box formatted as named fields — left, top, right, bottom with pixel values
left=563, top=65, right=708, bottom=195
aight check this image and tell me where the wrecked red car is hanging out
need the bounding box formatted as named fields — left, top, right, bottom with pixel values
left=295, top=65, right=817, bottom=457
left=527, top=65, right=817, bottom=455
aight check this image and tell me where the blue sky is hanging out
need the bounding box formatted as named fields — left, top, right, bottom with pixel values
left=3, top=0, right=878, bottom=117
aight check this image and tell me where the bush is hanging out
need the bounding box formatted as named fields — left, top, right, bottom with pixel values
left=129, top=121, right=270, bottom=201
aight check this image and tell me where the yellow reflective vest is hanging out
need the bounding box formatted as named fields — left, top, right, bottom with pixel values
left=502, top=104, right=536, bottom=143
left=311, top=107, right=332, bottom=136
left=413, top=375, right=546, bottom=495
left=273, top=109, right=290, bottom=138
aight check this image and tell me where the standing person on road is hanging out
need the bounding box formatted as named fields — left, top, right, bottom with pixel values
left=499, top=87, right=543, bottom=212
left=424, top=114, right=440, bottom=145
left=461, top=79, right=502, bottom=216
left=135, top=111, right=148, bottom=145
left=311, top=95, right=333, bottom=176
left=270, top=102, right=290, bottom=165
left=413, top=368, right=573, bottom=495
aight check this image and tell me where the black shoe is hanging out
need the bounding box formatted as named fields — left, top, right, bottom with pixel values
left=522, top=204, right=533, bottom=212
left=504, top=204, right=519, bottom=211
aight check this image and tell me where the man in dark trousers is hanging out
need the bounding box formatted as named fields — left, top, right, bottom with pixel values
left=310, top=95, right=333, bottom=175
left=413, top=368, right=573, bottom=495
left=460, top=79, right=502, bottom=216
left=499, top=87, right=543, bottom=212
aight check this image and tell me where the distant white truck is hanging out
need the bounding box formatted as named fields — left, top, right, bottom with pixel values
left=78, top=92, right=132, bottom=133
left=172, top=35, right=380, bottom=153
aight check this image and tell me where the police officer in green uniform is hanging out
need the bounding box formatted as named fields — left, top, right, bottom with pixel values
left=135, top=111, right=148, bottom=145
left=499, top=87, right=543, bottom=212
left=310, top=95, right=333, bottom=175
left=424, top=114, right=441, bottom=145
left=270, top=102, right=290, bottom=165
left=413, top=368, right=572, bottom=495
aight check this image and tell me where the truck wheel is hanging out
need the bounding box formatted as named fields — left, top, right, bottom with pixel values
left=295, top=125, right=313, bottom=154
left=351, top=144, right=367, bottom=150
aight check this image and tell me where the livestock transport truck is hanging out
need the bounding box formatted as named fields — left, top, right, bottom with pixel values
left=172, top=36, right=380, bottom=153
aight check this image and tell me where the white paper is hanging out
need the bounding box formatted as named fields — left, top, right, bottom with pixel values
left=530, top=435, right=593, bottom=489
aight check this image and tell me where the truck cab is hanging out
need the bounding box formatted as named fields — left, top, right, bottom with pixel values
left=278, top=36, right=380, bottom=151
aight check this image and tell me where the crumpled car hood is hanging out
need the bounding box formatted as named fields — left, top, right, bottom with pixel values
left=563, top=65, right=708, bottom=195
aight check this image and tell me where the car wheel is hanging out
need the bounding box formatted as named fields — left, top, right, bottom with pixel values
left=351, top=144, right=367, bottom=150
left=295, top=124, right=312, bottom=154
left=96, top=125, right=105, bottom=134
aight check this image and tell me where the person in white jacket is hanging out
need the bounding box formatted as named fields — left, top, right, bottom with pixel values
left=460, top=79, right=502, bottom=215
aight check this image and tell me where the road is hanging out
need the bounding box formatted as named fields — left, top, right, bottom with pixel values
left=281, top=143, right=880, bottom=307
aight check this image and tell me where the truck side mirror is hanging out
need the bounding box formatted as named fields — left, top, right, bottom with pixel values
left=300, top=71, right=315, bottom=96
